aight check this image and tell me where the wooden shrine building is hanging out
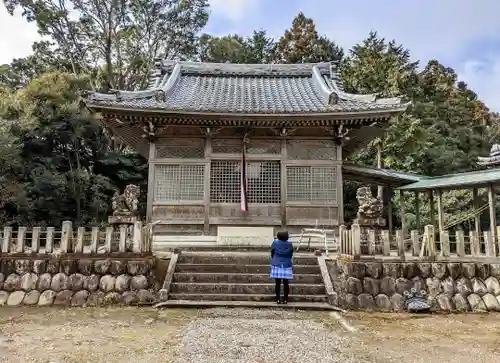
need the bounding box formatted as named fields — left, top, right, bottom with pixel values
left=83, top=61, right=411, bottom=235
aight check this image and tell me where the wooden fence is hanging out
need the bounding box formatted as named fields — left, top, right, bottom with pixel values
left=339, top=224, right=500, bottom=259
left=0, top=221, right=152, bottom=255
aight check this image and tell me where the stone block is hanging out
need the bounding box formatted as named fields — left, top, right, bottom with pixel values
left=0, top=291, right=8, bottom=306
left=60, top=259, right=78, bottom=275
left=137, top=289, right=155, bottom=304
left=456, top=277, right=473, bottom=296
left=362, top=277, right=380, bottom=296
left=390, top=293, right=405, bottom=311
left=426, top=277, right=442, bottom=297
left=380, top=277, right=396, bottom=295
left=99, top=275, right=116, bottom=293
left=3, top=273, right=20, bottom=292
left=417, top=263, right=432, bottom=278
left=467, top=293, right=487, bottom=312
left=395, top=278, right=412, bottom=295
left=14, top=260, right=32, bottom=275
left=71, top=290, right=89, bottom=306
left=489, top=264, right=500, bottom=279
left=364, top=262, right=383, bottom=279
left=23, top=290, right=40, bottom=305
left=115, top=274, right=131, bottom=293
left=375, top=294, right=392, bottom=311
left=38, top=290, right=57, bottom=306
left=20, top=273, right=38, bottom=292
left=346, top=277, right=363, bottom=295
left=383, top=263, right=402, bottom=278
left=453, top=293, right=470, bottom=312
left=411, top=277, right=425, bottom=292
left=94, top=260, right=111, bottom=274
left=110, top=260, right=126, bottom=275
left=54, top=290, right=74, bottom=305
left=7, top=291, right=25, bottom=306
left=77, top=259, right=93, bottom=275
left=50, top=273, right=68, bottom=292
left=343, top=262, right=366, bottom=279
left=32, top=260, right=46, bottom=274
left=83, top=274, right=100, bottom=292
left=46, top=259, right=60, bottom=274
left=431, top=263, right=447, bottom=279
left=127, top=260, right=148, bottom=275
left=471, top=278, right=488, bottom=295
left=0, top=273, right=4, bottom=290
left=475, top=264, right=490, bottom=280
left=482, top=293, right=500, bottom=311
left=86, top=291, right=105, bottom=306
left=402, top=263, right=419, bottom=279
left=344, top=293, right=358, bottom=310
left=358, top=293, right=375, bottom=310
left=37, top=273, right=52, bottom=291
left=130, top=275, right=149, bottom=291
left=103, top=292, right=121, bottom=305
left=122, top=291, right=139, bottom=305
left=441, top=277, right=456, bottom=296
left=446, top=263, right=461, bottom=279
left=461, top=263, right=476, bottom=279
left=68, top=273, right=85, bottom=291
left=436, top=294, right=455, bottom=312
left=485, top=276, right=500, bottom=295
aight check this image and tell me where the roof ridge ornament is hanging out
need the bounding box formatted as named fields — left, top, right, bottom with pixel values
left=478, top=143, right=500, bottom=167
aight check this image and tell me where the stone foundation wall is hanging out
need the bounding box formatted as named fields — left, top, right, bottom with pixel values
left=327, top=259, right=500, bottom=312
left=0, top=256, right=157, bottom=307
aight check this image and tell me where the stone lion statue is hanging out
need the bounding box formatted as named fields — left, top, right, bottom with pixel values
left=111, top=184, right=140, bottom=216
left=356, top=186, right=383, bottom=219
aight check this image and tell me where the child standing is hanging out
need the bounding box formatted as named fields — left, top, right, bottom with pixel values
left=270, top=231, right=293, bottom=304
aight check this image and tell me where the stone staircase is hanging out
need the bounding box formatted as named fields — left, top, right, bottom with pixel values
left=161, top=252, right=333, bottom=310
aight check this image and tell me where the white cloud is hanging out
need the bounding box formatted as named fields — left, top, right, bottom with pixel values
left=459, top=58, right=500, bottom=112
left=208, top=0, right=259, bottom=23
left=0, top=7, right=40, bottom=64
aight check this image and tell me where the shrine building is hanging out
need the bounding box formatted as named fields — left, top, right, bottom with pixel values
left=83, top=61, right=414, bottom=235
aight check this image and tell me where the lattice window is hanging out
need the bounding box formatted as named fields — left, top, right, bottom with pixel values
left=247, top=140, right=281, bottom=154
left=286, top=166, right=337, bottom=203
left=211, top=139, right=242, bottom=154
left=210, top=161, right=281, bottom=203
left=210, top=161, right=240, bottom=203
left=156, top=139, right=205, bottom=159
left=154, top=164, right=205, bottom=202
left=286, top=140, right=336, bottom=160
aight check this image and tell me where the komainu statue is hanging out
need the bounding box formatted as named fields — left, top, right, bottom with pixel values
left=111, top=184, right=140, bottom=216
left=356, top=186, right=383, bottom=219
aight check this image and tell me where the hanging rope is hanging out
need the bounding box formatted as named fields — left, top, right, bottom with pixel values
left=443, top=203, right=488, bottom=230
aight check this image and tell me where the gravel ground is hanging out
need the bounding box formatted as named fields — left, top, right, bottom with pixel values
left=0, top=307, right=499, bottom=362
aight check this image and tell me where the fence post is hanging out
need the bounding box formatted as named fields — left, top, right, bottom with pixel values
left=352, top=224, right=361, bottom=257
left=338, top=225, right=345, bottom=254
left=440, top=231, right=450, bottom=257
left=75, top=227, right=85, bottom=254
left=90, top=227, right=99, bottom=254
left=395, top=230, right=404, bottom=257
left=410, top=230, right=419, bottom=256
left=455, top=230, right=465, bottom=257
left=496, top=226, right=500, bottom=257
left=367, top=229, right=376, bottom=255
left=133, top=221, right=143, bottom=253
left=16, top=227, right=26, bottom=253
left=381, top=230, right=390, bottom=256
left=119, top=225, right=127, bottom=252
left=60, top=221, right=73, bottom=253
left=45, top=227, right=54, bottom=253
left=2, top=227, right=12, bottom=253
left=31, top=227, right=41, bottom=253
left=469, top=231, right=480, bottom=256
left=105, top=227, right=113, bottom=253
left=422, top=225, right=435, bottom=256
left=484, top=231, right=495, bottom=257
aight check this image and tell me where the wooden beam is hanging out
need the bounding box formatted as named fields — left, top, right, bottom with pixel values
left=488, top=184, right=497, bottom=244
left=472, top=188, right=481, bottom=237
left=414, top=191, right=420, bottom=231
left=428, top=190, right=436, bottom=227
left=399, top=190, right=407, bottom=238
left=376, top=140, right=383, bottom=199
left=436, top=189, right=445, bottom=234
left=280, top=138, right=287, bottom=228
left=203, top=137, right=212, bottom=234
left=146, top=142, right=156, bottom=223
left=388, top=188, right=393, bottom=234
left=337, top=144, right=344, bottom=225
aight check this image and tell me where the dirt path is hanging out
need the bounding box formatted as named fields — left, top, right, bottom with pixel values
left=0, top=307, right=499, bottom=363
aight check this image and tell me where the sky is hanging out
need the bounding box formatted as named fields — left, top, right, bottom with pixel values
left=1, top=0, right=500, bottom=111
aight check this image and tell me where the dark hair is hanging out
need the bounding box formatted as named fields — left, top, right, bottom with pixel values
left=276, top=231, right=289, bottom=241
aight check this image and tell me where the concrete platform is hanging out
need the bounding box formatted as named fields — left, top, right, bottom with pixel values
left=154, top=299, right=337, bottom=311
left=168, top=293, right=328, bottom=303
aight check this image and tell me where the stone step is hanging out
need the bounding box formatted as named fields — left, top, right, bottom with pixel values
left=168, top=293, right=328, bottom=303
left=175, top=264, right=321, bottom=274
left=176, top=253, right=318, bottom=266
left=173, top=272, right=323, bottom=284
left=155, top=300, right=335, bottom=311
left=170, top=282, right=326, bottom=295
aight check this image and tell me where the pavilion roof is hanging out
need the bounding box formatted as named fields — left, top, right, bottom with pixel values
left=83, top=61, right=410, bottom=117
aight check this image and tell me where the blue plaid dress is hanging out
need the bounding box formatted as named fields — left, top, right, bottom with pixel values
left=270, top=265, right=293, bottom=280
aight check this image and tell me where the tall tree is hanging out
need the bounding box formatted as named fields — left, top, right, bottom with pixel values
left=3, top=0, right=210, bottom=90
left=274, top=12, right=343, bottom=64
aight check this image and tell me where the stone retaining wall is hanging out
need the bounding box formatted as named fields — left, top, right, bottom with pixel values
left=327, top=259, right=500, bottom=312
left=0, top=256, right=156, bottom=307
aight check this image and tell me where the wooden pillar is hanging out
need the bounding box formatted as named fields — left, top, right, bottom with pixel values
left=428, top=190, right=436, bottom=227
left=146, top=142, right=156, bottom=223
left=399, top=190, right=407, bottom=238
left=436, top=189, right=445, bottom=234
left=280, top=138, right=288, bottom=228
left=473, top=188, right=481, bottom=237
left=414, top=191, right=421, bottom=231
left=488, top=184, right=497, bottom=242
left=376, top=140, right=383, bottom=199
left=203, top=136, right=212, bottom=234
left=387, top=188, right=393, bottom=234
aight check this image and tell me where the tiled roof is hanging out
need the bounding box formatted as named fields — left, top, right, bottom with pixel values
left=398, top=168, right=500, bottom=191
left=85, top=61, right=410, bottom=115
